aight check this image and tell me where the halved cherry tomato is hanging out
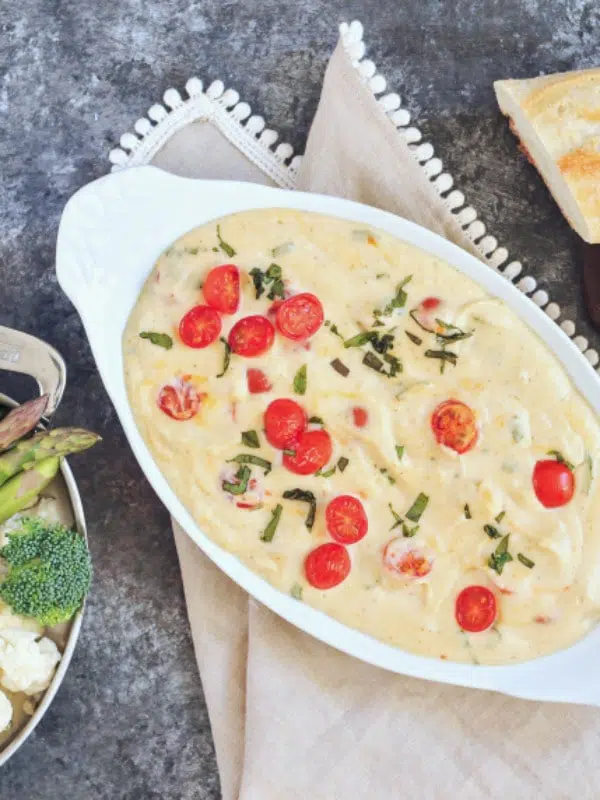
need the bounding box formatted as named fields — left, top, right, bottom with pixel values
left=352, top=407, right=368, bottom=428
left=264, top=398, right=307, bottom=449
left=203, top=264, right=240, bottom=314
left=283, top=429, right=333, bottom=475
left=305, top=542, right=351, bottom=589
left=247, top=368, right=272, bottom=394
left=431, top=399, right=478, bottom=454
left=326, top=495, right=368, bottom=544
left=383, top=538, right=432, bottom=578
left=532, top=459, right=575, bottom=508
left=157, top=382, right=203, bottom=420
left=275, top=293, right=324, bottom=341
left=179, top=305, right=222, bottom=348
left=228, top=315, right=275, bottom=357
left=455, top=585, right=497, bottom=633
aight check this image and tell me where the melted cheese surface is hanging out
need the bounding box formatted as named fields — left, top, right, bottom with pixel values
left=123, top=209, right=600, bottom=665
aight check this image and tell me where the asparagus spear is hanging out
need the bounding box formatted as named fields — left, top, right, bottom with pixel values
left=0, top=457, right=60, bottom=525
left=0, top=428, right=101, bottom=488
left=0, top=395, right=49, bottom=453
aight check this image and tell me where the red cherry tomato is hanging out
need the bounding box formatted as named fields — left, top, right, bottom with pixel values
left=305, top=543, right=351, bottom=589
left=275, top=293, right=324, bottom=341
left=157, top=382, right=203, bottom=420
left=283, top=429, right=333, bottom=475
left=383, top=538, right=432, bottom=579
left=431, top=399, right=478, bottom=454
left=247, top=368, right=272, bottom=394
left=352, top=407, right=368, bottom=428
left=264, top=398, right=307, bottom=449
left=228, top=315, right=275, bottom=357
left=455, top=585, right=497, bottom=633
left=532, top=459, right=575, bottom=508
left=179, top=305, right=222, bottom=349
left=202, top=264, right=240, bottom=314
left=325, top=495, right=368, bottom=544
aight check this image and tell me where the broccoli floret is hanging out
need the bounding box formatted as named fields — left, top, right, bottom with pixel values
left=0, top=517, right=92, bottom=627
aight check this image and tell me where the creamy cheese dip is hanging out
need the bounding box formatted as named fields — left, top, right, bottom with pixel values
left=123, top=209, right=600, bottom=665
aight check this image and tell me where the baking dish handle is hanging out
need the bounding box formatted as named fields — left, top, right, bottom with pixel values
left=0, top=326, right=67, bottom=417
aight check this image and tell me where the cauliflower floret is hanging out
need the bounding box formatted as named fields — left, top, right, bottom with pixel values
left=0, top=629, right=61, bottom=695
left=0, top=689, right=12, bottom=732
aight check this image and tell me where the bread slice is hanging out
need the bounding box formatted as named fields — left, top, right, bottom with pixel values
left=494, top=68, right=600, bottom=243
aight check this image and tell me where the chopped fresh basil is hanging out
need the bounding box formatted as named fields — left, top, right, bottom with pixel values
left=382, top=352, right=402, bottom=376
left=283, top=449, right=296, bottom=457
left=337, top=456, right=349, bottom=473
left=395, top=445, right=405, bottom=461
left=488, top=534, right=513, bottom=575
left=222, top=465, right=251, bottom=495
left=212, top=246, right=219, bottom=253
left=241, top=430, right=260, bottom=449
left=290, top=582, right=303, bottom=600
left=139, top=331, right=173, bottom=350
left=265, top=263, right=285, bottom=300
left=272, top=241, right=294, bottom=258
left=378, top=275, right=412, bottom=316
left=325, top=321, right=345, bottom=340
left=316, top=465, right=337, bottom=478
left=186, top=246, right=200, bottom=255
left=403, top=523, right=419, bottom=538
left=370, top=332, right=395, bottom=355
left=424, top=349, right=458, bottom=367
left=216, top=337, right=232, bottom=378
left=282, top=488, right=317, bottom=530
left=216, top=224, right=236, bottom=257
left=388, top=503, right=403, bottom=531
left=484, top=524, right=502, bottom=539
left=517, top=553, right=535, bottom=569
left=308, top=415, right=324, bottom=425
left=406, top=492, right=429, bottom=523
left=547, top=450, right=575, bottom=471
left=249, top=267, right=265, bottom=299
left=434, top=320, right=473, bottom=343
left=405, top=330, right=422, bottom=346
left=331, top=358, right=350, bottom=377
left=293, top=364, right=307, bottom=395
left=464, top=504, right=472, bottom=520
left=261, top=504, right=283, bottom=542
left=226, top=454, right=272, bottom=474
left=495, top=511, right=506, bottom=524
left=344, top=331, right=374, bottom=348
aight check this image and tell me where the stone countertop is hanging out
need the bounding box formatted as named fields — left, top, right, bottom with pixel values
left=0, top=1, right=598, bottom=797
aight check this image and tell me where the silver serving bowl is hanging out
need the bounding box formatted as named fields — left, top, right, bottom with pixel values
left=0, top=325, right=87, bottom=766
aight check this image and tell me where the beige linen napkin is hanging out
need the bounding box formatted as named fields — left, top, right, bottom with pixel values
left=148, top=38, right=600, bottom=800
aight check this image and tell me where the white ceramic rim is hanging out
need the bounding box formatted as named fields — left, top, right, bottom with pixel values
left=56, top=165, right=600, bottom=706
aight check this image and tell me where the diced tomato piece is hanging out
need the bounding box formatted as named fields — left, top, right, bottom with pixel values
left=247, top=368, right=272, bottom=394
left=179, top=305, right=222, bottom=348
left=383, top=538, right=432, bottom=579
left=264, top=398, right=307, bottom=449
left=228, top=315, right=275, bottom=357
left=275, top=293, right=324, bottom=341
left=532, top=459, right=575, bottom=508
left=157, top=381, right=203, bottom=421
left=305, top=542, right=351, bottom=589
left=203, top=264, right=240, bottom=314
left=431, top=399, right=478, bottom=454
left=352, top=407, right=368, bottom=428
left=455, top=585, right=497, bottom=633
left=326, top=495, right=368, bottom=544
left=283, top=429, right=332, bottom=475
left=422, top=297, right=441, bottom=311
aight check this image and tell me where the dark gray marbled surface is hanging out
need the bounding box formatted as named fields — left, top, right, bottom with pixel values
left=0, top=0, right=599, bottom=797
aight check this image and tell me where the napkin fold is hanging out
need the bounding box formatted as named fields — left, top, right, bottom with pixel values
left=146, top=33, right=600, bottom=800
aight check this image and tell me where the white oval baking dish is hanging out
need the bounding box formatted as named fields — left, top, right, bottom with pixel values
left=56, top=164, right=600, bottom=705
left=0, top=328, right=87, bottom=765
